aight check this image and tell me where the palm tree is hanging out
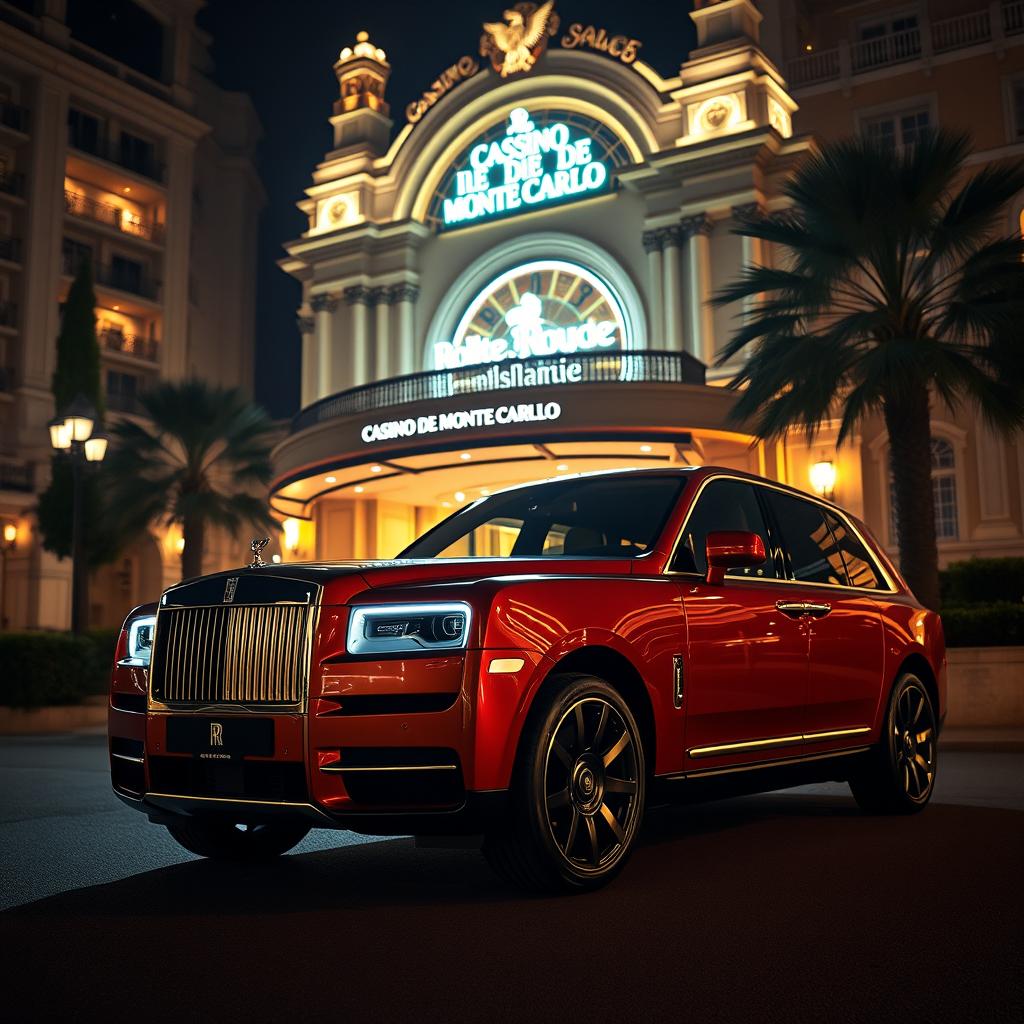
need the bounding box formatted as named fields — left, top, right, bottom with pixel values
left=714, top=130, right=1024, bottom=610
left=102, top=380, right=278, bottom=580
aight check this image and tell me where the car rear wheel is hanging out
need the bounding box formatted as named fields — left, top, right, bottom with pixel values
left=166, top=819, right=311, bottom=861
left=849, top=672, right=938, bottom=814
left=483, top=673, right=646, bottom=893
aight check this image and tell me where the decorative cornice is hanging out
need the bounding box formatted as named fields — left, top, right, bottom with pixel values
left=389, top=283, right=420, bottom=303
left=309, top=293, right=339, bottom=313
left=343, top=284, right=373, bottom=305
left=680, top=214, right=714, bottom=239
left=296, top=316, right=315, bottom=334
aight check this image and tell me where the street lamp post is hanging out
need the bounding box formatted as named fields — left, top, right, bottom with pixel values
left=48, top=394, right=107, bottom=634
left=1, top=521, right=17, bottom=630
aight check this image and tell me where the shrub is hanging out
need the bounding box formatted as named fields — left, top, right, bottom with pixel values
left=940, top=558, right=1024, bottom=606
left=0, top=631, right=118, bottom=709
left=941, top=602, right=1024, bottom=648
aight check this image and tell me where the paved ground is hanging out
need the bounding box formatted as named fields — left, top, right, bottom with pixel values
left=1, top=734, right=1021, bottom=1022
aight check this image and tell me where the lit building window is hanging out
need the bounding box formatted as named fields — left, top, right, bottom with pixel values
left=889, top=438, right=959, bottom=543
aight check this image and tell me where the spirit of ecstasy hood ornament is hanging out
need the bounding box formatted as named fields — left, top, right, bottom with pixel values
left=248, top=537, right=270, bottom=568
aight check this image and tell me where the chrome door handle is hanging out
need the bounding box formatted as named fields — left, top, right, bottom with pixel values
left=775, top=600, right=832, bottom=618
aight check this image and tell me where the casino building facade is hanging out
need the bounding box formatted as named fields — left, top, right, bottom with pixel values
left=271, top=0, right=1024, bottom=566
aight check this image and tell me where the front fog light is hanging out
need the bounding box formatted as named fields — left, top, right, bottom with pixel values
left=347, top=603, right=471, bottom=655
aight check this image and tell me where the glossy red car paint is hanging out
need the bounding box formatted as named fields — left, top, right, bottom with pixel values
left=108, top=467, right=946, bottom=836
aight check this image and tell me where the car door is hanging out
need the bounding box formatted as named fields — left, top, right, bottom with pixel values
left=760, top=489, right=886, bottom=754
left=672, top=478, right=810, bottom=770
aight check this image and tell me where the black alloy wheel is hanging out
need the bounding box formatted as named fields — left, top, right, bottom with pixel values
left=850, top=672, right=938, bottom=814
left=483, top=673, right=646, bottom=893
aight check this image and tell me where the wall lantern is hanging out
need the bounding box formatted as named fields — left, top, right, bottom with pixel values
left=283, top=518, right=301, bottom=557
left=809, top=460, right=837, bottom=500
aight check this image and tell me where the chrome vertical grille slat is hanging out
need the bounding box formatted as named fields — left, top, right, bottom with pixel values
left=150, top=603, right=313, bottom=709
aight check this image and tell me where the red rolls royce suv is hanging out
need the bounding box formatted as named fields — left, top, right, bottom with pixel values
left=108, top=467, right=945, bottom=891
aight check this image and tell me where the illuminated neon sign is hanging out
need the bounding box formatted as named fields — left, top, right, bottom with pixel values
left=441, top=107, right=611, bottom=227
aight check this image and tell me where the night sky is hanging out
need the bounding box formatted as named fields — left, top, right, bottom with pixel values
left=197, top=1, right=698, bottom=419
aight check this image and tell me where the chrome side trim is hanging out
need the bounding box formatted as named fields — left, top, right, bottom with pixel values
left=688, top=726, right=871, bottom=760
left=319, top=764, right=459, bottom=773
left=110, top=752, right=145, bottom=764
left=664, top=472, right=897, bottom=593
left=665, top=746, right=871, bottom=781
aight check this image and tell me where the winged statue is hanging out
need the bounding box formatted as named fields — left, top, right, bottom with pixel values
left=481, top=1, right=559, bottom=77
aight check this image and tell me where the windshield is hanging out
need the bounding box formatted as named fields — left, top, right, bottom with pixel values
left=401, top=474, right=688, bottom=559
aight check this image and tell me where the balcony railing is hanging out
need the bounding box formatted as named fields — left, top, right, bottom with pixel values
left=0, top=300, right=17, bottom=328
left=62, top=253, right=160, bottom=301
left=68, top=133, right=165, bottom=183
left=0, top=461, right=34, bottom=493
left=0, top=100, right=29, bottom=134
left=291, top=349, right=707, bottom=434
left=0, top=170, right=25, bottom=198
left=100, top=328, right=159, bottom=362
left=787, top=2, right=1024, bottom=87
left=0, top=236, right=20, bottom=263
left=64, top=189, right=164, bottom=243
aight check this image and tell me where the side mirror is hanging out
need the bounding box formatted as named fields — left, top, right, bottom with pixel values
left=705, top=530, right=766, bottom=586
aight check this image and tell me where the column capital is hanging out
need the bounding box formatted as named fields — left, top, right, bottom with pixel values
left=642, top=229, right=664, bottom=254
left=368, top=285, right=393, bottom=306
left=310, top=293, right=339, bottom=313
left=680, top=214, right=714, bottom=240
left=296, top=315, right=315, bottom=334
left=389, top=282, right=420, bottom=304
left=344, top=284, right=373, bottom=305
left=732, top=202, right=764, bottom=221
left=660, top=225, right=684, bottom=248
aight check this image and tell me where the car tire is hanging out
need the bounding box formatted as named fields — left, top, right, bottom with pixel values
left=483, top=673, right=646, bottom=893
left=849, top=672, right=938, bottom=815
left=166, top=819, right=311, bottom=861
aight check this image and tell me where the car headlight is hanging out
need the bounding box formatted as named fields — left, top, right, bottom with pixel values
left=126, top=614, right=156, bottom=665
left=347, top=603, right=471, bottom=655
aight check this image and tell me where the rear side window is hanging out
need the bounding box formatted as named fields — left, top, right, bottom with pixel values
left=764, top=491, right=846, bottom=586
left=671, top=479, right=776, bottom=578
left=823, top=510, right=885, bottom=590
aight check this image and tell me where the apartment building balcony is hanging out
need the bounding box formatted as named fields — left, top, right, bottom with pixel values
left=787, top=2, right=1024, bottom=89
left=0, top=170, right=25, bottom=199
left=105, top=391, right=145, bottom=415
left=0, top=301, right=17, bottom=330
left=64, top=189, right=164, bottom=244
left=0, top=236, right=21, bottom=264
left=0, top=460, right=35, bottom=493
left=68, top=134, right=165, bottom=184
left=100, top=328, right=159, bottom=363
left=61, top=253, right=160, bottom=302
left=0, top=99, right=29, bottom=136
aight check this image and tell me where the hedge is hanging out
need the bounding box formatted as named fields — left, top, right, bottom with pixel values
left=0, top=628, right=120, bottom=709
left=940, top=558, right=1024, bottom=606
left=941, top=602, right=1024, bottom=648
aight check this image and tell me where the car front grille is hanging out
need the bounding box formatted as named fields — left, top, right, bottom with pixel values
left=150, top=603, right=314, bottom=708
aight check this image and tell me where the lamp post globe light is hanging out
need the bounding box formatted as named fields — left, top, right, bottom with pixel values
left=48, top=393, right=107, bottom=634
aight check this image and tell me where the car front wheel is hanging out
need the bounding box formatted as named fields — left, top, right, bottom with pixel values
left=849, top=672, right=938, bottom=814
left=166, top=819, right=311, bottom=861
left=484, top=673, right=646, bottom=893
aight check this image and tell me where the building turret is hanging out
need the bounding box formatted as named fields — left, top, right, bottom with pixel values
left=332, top=30, right=392, bottom=152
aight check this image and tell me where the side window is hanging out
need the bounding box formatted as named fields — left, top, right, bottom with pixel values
left=765, top=491, right=846, bottom=586
left=671, top=480, right=776, bottom=578
left=823, top=510, right=884, bottom=590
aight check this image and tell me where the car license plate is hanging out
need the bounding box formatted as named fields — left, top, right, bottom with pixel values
left=166, top=717, right=274, bottom=760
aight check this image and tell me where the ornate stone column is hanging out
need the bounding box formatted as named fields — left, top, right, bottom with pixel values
left=344, top=285, right=372, bottom=388
left=370, top=286, right=392, bottom=380
left=661, top=226, right=684, bottom=353
left=681, top=214, right=715, bottom=365
left=390, top=283, right=420, bottom=375
left=732, top=202, right=764, bottom=334
left=310, top=293, right=338, bottom=400
left=296, top=315, right=316, bottom=408
left=642, top=229, right=665, bottom=347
